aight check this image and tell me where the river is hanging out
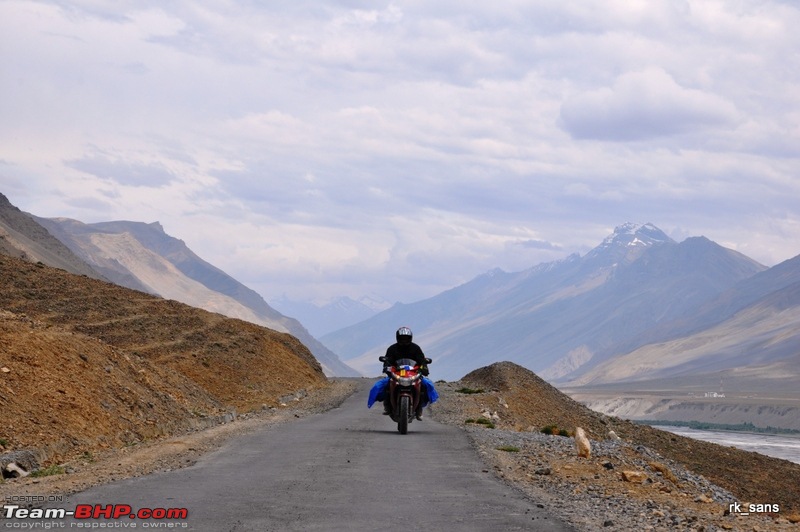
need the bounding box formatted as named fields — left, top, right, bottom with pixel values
left=657, top=426, right=800, bottom=465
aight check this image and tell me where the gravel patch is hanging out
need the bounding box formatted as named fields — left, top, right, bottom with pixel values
left=428, top=381, right=798, bottom=531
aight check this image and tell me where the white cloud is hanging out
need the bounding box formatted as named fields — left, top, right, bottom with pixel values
left=559, top=68, right=740, bottom=141
left=1, top=0, right=799, bottom=305
left=67, top=153, right=177, bottom=187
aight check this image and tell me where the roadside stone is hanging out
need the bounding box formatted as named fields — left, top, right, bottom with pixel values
left=621, top=470, right=647, bottom=483
left=0, top=449, right=40, bottom=473
left=4, top=463, right=29, bottom=478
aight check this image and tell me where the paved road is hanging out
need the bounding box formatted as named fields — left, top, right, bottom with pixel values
left=51, top=382, right=573, bottom=531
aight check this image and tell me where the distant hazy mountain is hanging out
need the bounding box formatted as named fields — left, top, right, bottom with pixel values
left=34, top=216, right=359, bottom=377
left=270, top=295, right=390, bottom=337
left=0, top=193, right=103, bottom=280
left=322, top=223, right=767, bottom=381
left=570, top=253, right=800, bottom=388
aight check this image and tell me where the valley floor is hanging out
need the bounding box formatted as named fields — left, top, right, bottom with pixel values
left=566, top=388, right=800, bottom=432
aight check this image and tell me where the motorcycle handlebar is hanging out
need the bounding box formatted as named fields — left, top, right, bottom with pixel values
left=378, top=356, right=433, bottom=364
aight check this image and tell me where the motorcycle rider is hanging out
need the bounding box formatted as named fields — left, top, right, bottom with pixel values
left=383, top=326, right=429, bottom=420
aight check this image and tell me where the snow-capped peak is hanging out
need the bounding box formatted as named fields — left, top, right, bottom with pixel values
left=603, top=222, right=672, bottom=247
left=356, top=294, right=392, bottom=312
left=586, top=223, right=674, bottom=262
left=482, top=267, right=506, bottom=278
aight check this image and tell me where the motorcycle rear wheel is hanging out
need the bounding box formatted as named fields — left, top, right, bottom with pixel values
left=398, top=396, right=409, bottom=434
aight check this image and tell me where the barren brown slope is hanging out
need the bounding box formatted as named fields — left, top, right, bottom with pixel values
left=456, top=362, right=800, bottom=514
left=0, top=254, right=327, bottom=465
left=0, top=310, right=224, bottom=463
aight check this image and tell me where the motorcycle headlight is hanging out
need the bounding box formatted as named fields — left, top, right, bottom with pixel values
left=397, top=377, right=413, bottom=386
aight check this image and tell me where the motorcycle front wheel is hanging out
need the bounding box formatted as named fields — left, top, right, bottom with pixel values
left=398, top=395, right=409, bottom=434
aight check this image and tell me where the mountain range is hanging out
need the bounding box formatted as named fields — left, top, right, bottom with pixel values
left=5, top=189, right=799, bottom=394
left=0, top=193, right=103, bottom=280
left=322, top=223, right=800, bottom=391
left=269, top=295, right=391, bottom=337
left=35, top=216, right=360, bottom=377
left=0, top=193, right=357, bottom=377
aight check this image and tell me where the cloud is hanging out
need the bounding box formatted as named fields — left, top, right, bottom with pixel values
left=2, top=0, right=800, bottom=305
left=66, top=154, right=177, bottom=187
left=514, top=239, right=562, bottom=251
left=559, top=68, right=741, bottom=141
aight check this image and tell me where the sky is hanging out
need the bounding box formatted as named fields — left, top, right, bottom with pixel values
left=2, top=0, right=799, bottom=306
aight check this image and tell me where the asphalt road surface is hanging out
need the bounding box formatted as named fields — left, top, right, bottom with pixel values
left=49, top=381, right=573, bottom=531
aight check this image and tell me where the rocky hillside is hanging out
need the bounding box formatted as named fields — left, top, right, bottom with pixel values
left=0, top=193, right=102, bottom=280
left=0, top=254, right=328, bottom=465
left=438, top=362, right=800, bottom=516
left=33, top=216, right=358, bottom=377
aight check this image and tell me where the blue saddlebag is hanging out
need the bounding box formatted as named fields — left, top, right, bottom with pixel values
left=421, top=377, right=439, bottom=407
left=367, top=376, right=439, bottom=408
left=367, top=377, right=389, bottom=408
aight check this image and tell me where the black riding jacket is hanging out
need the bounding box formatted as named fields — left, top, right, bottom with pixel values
left=384, top=342, right=429, bottom=375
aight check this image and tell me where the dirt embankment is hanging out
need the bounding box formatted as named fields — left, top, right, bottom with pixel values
left=449, top=362, right=800, bottom=517
left=0, top=254, right=327, bottom=466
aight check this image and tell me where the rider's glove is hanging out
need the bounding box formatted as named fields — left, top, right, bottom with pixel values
left=421, top=366, right=429, bottom=376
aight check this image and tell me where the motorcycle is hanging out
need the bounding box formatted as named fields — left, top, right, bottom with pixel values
left=378, top=356, right=432, bottom=434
